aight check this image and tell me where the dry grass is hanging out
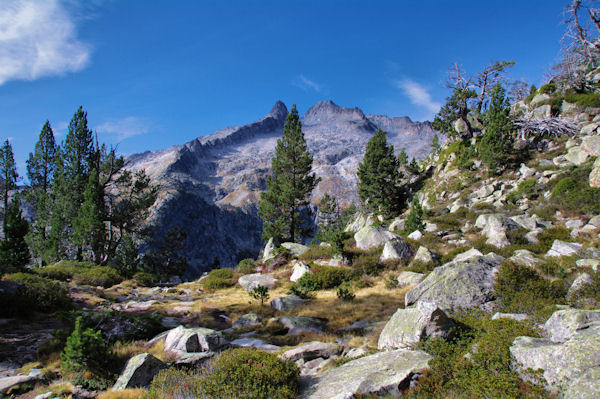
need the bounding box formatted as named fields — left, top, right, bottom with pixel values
left=97, top=389, right=146, bottom=399
left=111, top=340, right=174, bottom=363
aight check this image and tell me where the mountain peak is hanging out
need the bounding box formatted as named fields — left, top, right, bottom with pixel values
left=303, top=100, right=367, bottom=125
left=268, top=100, right=288, bottom=121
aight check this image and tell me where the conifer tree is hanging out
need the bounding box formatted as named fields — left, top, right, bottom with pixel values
left=404, top=197, right=425, bottom=234
left=316, top=194, right=343, bottom=251
left=0, top=139, right=18, bottom=216
left=0, top=199, right=30, bottom=271
left=258, top=104, right=320, bottom=244
left=431, top=134, right=440, bottom=152
left=72, top=170, right=106, bottom=263
left=357, top=129, right=403, bottom=217
left=477, top=84, right=513, bottom=171
left=397, top=148, right=408, bottom=166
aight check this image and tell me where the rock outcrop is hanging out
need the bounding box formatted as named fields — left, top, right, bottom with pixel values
left=113, top=353, right=165, bottom=390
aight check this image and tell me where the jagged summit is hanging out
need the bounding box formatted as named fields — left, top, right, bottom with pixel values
left=303, top=100, right=370, bottom=126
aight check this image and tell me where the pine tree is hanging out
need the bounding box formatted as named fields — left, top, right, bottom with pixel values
left=477, top=84, right=514, bottom=172
left=26, top=121, right=57, bottom=259
left=0, top=139, right=18, bottom=216
left=404, top=197, right=425, bottom=234
left=316, top=194, right=343, bottom=251
left=0, top=199, right=30, bottom=271
left=258, top=104, right=320, bottom=244
left=431, top=134, right=440, bottom=152
left=357, top=129, right=403, bottom=217
left=397, top=148, right=408, bottom=167
left=72, top=170, right=106, bottom=263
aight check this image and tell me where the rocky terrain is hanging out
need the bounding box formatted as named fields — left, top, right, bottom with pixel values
left=127, top=100, right=439, bottom=276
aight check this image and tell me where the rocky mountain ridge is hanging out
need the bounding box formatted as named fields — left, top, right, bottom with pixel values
left=127, top=100, right=440, bottom=276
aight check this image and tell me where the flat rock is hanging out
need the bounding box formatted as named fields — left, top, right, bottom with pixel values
left=491, top=313, right=528, bottom=321
left=230, top=338, right=280, bottom=352
left=544, top=308, right=600, bottom=343
left=509, top=249, right=545, bottom=268
left=397, top=271, right=425, bottom=288
left=271, top=295, right=304, bottom=312
left=291, top=262, right=311, bottom=282
left=378, top=302, right=454, bottom=350
left=546, top=240, right=583, bottom=257
left=238, top=273, right=277, bottom=291
left=581, top=135, right=600, bottom=156
left=380, top=239, right=414, bottom=262
left=164, top=326, right=227, bottom=355
left=232, top=313, right=261, bottom=329
left=405, top=253, right=503, bottom=312
left=565, top=146, right=589, bottom=165
left=576, top=258, right=600, bottom=271
left=412, top=246, right=434, bottom=264
left=278, top=316, right=325, bottom=335
left=354, top=226, right=398, bottom=250
left=590, top=157, right=600, bottom=188
left=453, top=248, right=483, bottom=262
left=0, top=374, right=41, bottom=395
left=299, top=349, right=432, bottom=399
left=282, top=242, right=310, bottom=257
left=281, top=341, right=341, bottom=362
left=113, top=353, right=165, bottom=390
left=407, top=230, right=423, bottom=240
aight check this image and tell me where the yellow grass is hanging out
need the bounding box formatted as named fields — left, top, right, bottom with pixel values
left=97, top=388, right=147, bottom=399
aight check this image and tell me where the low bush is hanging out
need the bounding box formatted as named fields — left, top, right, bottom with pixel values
left=506, top=178, right=537, bottom=203
left=538, top=82, right=556, bottom=95
left=235, top=258, right=257, bottom=274
left=202, top=268, right=235, bottom=290
left=527, top=226, right=573, bottom=254
left=2, top=273, right=72, bottom=315
left=36, top=260, right=123, bottom=287
left=145, top=367, right=203, bottom=399
left=132, top=272, right=157, bottom=287
left=336, top=283, right=355, bottom=301
left=351, top=253, right=384, bottom=276
left=296, top=265, right=353, bottom=291
left=298, top=245, right=333, bottom=261
left=201, top=348, right=299, bottom=399
left=83, top=311, right=164, bottom=343
left=408, top=312, right=548, bottom=398
left=563, top=89, right=600, bottom=108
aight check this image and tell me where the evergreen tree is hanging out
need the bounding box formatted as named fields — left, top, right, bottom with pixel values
left=26, top=121, right=57, bottom=259
left=397, top=148, right=408, bottom=167
left=0, top=139, right=18, bottom=215
left=316, top=194, right=344, bottom=252
left=72, top=170, right=106, bottom=263
left=258, top=104, right=320, bottom=244
left=47, top=149, right=69, bottom=261
left=357, top=129, right=403, bottom=217
left=431, top=134, right=440, bottom=152
left=0, top=199, right=30, bottom=271
left=477, top=84, right=514, bottom=172
left=404, top=197, right=425, bottom=234
left=432, top=87, right=477, bottom=137
left=407, top=158, right=420, bottom=174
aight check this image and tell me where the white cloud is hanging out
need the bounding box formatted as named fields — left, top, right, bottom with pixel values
left=396, top=79, right=441, bottom=115
left=293, top=74, right=323, bottom=93
left=0, top=0, right=90, bottom=85
left=96, top=117, right=150, bottom=141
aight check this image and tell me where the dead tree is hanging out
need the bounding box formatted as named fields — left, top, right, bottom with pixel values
left=514, top=118, right=578, bottom=140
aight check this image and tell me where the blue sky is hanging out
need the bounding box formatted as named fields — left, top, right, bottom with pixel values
left=1, top=0, right=567, bottom=180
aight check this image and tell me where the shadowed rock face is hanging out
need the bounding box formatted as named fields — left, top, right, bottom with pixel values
left=128, top=100, right=440, bottom=277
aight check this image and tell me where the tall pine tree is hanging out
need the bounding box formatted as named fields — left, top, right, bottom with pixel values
left=258, top=104, right=320, bottom=244
left=0, top=139, right=18, bottom=216
left=72, top=170, right=106, bottom=263
left=357, top=129, right=403, bottom=218
left=0, top=199, right=30, bottom=272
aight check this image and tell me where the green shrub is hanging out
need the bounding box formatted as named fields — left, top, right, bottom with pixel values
left=409, top=312, right=548, bottom=398
left=406, top=260, right=436, bottom=274
left=145, top=367, right=202, bottom=399
left=538, top=83, right=556, bottom=95
left=506, top=178, right=537, bottom=203
left=404, top=198, right=425, bottom=234
left=564, top=90, right=600, bottom=108
left=2, top=273, right=72, bottom=315
left=132, top=272, right=157, bottom=287
left=249, top=284, right=270, bottom=306
left=296, top=265, right=353, bottom=291
left=200, top=348, right=299, bottom=399
left=235, top=258, right=257, bottom=274
left=455, top=140, right=476, bottom=170
left=385, top=273, right=399, bottom=289
left=36, top=260, right=123, bottom=287
left=61, top=316, right=113, bottom=389
left=351, top=254, right=384, bottom=276
left=202, top=268, right=235, bottom=290
left=298, top=245, right=333, bottom=261
left=336, top=283, right=355, bottom=301
left=525, top=85, right=537, bottom=104
left=551, top=177, right=579, bottom=198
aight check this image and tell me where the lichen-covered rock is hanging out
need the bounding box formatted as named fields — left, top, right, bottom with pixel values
left=510, top=214, right=550, bottom=230
left=510, top=322, right=600, bottom=394
left=270, top=295, right=304, bottom=311
left=380, top=239, right=413, bottom=262
left=345, top=213, right=374, bottom=232
left=475, top=214, right=519, bottom=248
left=282, top=242, right=310, bottom=257
left=238, top=273, right=277, bottom=291
left=407, top=230, right=423, bottom=240
left=388, top=217, right=405, bottom=232
left=405, top=253, right=503, bottom=312
left=354, top=225, right=398, bottom=250
left=546, top=240, right=583, bottom=257
left=453, top=248, right=483, bottom=262
left=299, top=349, right=432, bottom=399
left=230, top=338, right=280, bottom=352
left=113, top=353, right=165, bottom=390
left=278, top=316, right=325, bottom=335
left=509, top=249, right=545, bottom=268
left=581, top=135, right=600, bottom=157
left=531, top=93, right=551, bottom=106
left=565, top=146, right=590, bottom=165
left=491, top=313, right=528, bottom=321
left=412, top=246, right=435, bottom=264
left=164, top=326, right=227, bottom=354
left=563, top=367, right=600, bottom=399
left=232, top=313, right=261, bottom=329
left=567, top=273, right=593, bottom=299
left=543, top=308, right=600, bottom=343
left=454, top=118, right=469, bottom=135
left=590, top=157, right=600, bottom=188
left=378, top=302, right=454, bottom=350
left=281, top=341, right=341, bottom=362
left=397, top=271, right=425, bottom=288
left=262, top=237, right=275, bottom=262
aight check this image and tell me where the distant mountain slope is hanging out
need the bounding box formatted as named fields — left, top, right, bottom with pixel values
left=127, top=100, right=440, bottom=277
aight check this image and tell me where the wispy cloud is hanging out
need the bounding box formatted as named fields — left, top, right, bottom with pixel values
left=293, top=74, right=323, bottom=93
left=396, top=79, right=441, bottom=115
left=0, top=0, right=90, bottom=86
left=96, top=117, right=150, bottom=141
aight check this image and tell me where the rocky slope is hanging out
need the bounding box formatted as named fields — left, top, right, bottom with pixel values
left=127, top=100, right=439, bottom=277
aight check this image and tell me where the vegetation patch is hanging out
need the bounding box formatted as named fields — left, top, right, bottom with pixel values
left=202, top=268, right=235, bottom=290
left=36, top=260, right=123, bottom=287
left=2, top=272, right=72, bottom=315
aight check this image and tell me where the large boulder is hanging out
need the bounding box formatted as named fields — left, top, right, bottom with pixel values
left=509, top=249, right=545, bottom=268
left=565, top=146, right=590, bottom=165
left=278, top=316, right=325, bottom=335
left=380, top=239, right=414, bottom=262
left=531, top=93, right=551, bottom=106
left=270, top=295, right=304, bottom=312
left=281, top=341, right=341, bottom=362
left=230, top=338, right=280, bottom=352
left=344, top=213, right=374, bottom=232
left=581, top=135, right=600, bottom=157
left=405, top=253, right=503, bottom=312
left=299, top=349, right=432, bottom=399
left=590, top=157, right=600, bottom=188
left=546, top=240, right=583, bottom=257
left=282, top=242, right=310, bottom=257
left=113, top=353, right=165, bottom=390
left=291, top=262, right=311, bottom=282
left=510, top=214, right=550, bottom=230
left=412, top=246, right=435, bottom=264
left=164, top=326, right=227, bottom=354
left=232, top=313, right=262, bottom=329
left=532, top=104, right=552, bottom=118
left=238, top=273, right=277, bottom=291
left=454, top=118, right=469, bottom=135
left=475, top=214, right=520, bottom=248
left=354, top=225, right=398, bottom=250
left=510, top=309, right=600, bottom=395
left=378, top=302, right=454, bottom=350
left=397, top=271, right=425, bottom=288
left=262, top=237, right=275, bottom=262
